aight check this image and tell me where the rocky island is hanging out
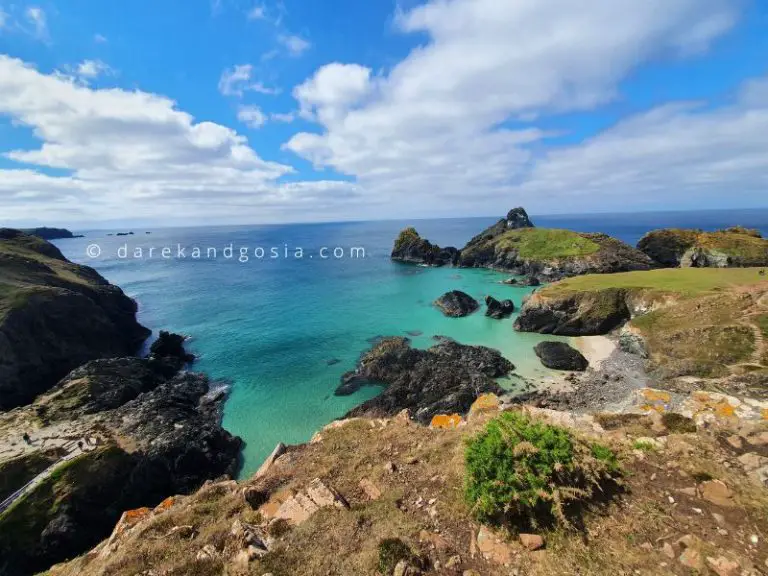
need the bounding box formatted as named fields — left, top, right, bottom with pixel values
left=20, top=227, right=83, bottom=240
left=392, top=207, right=653, bottom=280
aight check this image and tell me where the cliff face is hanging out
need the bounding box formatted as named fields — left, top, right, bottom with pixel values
left=0, top=356, right=242, bottom=575
left=0, top=229, right=150, bottom=410
left=638, top=227, right=768, bottom=268
left=390, top=208, right=653, bottom=280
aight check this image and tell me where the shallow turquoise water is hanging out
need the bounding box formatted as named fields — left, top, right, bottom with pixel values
left=55, top=210, right=768, bottom=477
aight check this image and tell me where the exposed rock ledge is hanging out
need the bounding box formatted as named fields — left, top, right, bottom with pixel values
left=337, top=337, right=513, bottom=424
left=0, top=352, right=242, bottom=575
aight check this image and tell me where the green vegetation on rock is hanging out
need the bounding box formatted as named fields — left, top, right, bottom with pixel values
left=464, top=411, right=620, bottom=527
left=493, top=228, right=600, bottom=260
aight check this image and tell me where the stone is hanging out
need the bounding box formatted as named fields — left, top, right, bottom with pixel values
left=434, top=290, right=480, bottom=317
left=725, top=435, right=743, bottom=449
left=255, top=442, right=287, bottom=478
left=533, top=341, right=589, bottom=371
left=662, top=543, right=675, bottom=559
left=737, top=452, right=768, bottom=486
left=699, top=480, right=734, bottom=507
left=430, top=414, right=462, bottom=429
left=445, top=555, right=461, bottom=569
left=485, top=295, right=515, bottom=319
left=305, top=478, right=348, bottom=509
left=196, top=544, right=219, bottom=561
left=359, top=478, right=382, bottom=500
left=165, top=525, right=196, bottom=539
left=678, top=548, right=704, bottom=571
left=393, top=559, right=422, bottom=576
left=384, top=461, right=397, bottom=473
left=705, top=556, right=740, bottom=576
left=477, top=526, right=513, bottom=565
left=468, top=393, right=501, bottom=419
left=519, top=533, right=544, bottom=551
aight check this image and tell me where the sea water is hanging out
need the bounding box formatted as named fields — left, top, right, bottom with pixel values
left=55, top=208, right=768, bottom=476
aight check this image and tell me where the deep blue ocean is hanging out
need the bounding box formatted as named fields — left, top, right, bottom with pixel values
left=55, top=208, right=768, bottom=477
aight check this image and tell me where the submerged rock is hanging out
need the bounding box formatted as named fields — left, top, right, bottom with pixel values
left=339, top=337, right=513, bottom=423
left=484, top=295, right=515, bottom=319
left=434, top=290, right=479, bottom=317
left=534, top=341, right=589, bottom=371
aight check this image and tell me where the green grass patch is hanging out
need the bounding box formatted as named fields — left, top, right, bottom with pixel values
left=544, top=267, right=768, bottom=299
left=464, top=411, right=621, bottom=528
left=494, top=228, right=600, bottom=260
left=757, top=314, right=768, bottom=339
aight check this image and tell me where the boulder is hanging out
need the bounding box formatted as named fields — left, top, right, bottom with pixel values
left=638, top=227, right=768, bottom=268
left=434, top=290, right=479, bottom=317
left=485, top=295, right=514, bottom=319
left=533, top=341, right=589, bottom=371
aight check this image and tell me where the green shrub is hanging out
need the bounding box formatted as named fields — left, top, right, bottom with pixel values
left=464, top=411, right=621, bottom=527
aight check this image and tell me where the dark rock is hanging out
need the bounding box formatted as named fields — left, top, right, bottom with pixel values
left=0, top=230, right=150, bottom=410
left=19, top=227, right=83, bottom=240
left=434, top=290, right=479, bottom=317
left=637, top=229, right=698, bottom=268
left=485, top=295, right=515, bottom=319
left=340, top=337, right=513, bottom=423
left=638, top=227, right=768, bottom=268
left=405, top=330, right=423, bottom=337
left=533, top=342, right=589, bottom=371
left=391, top=227, right=458, bottom=266
left=505, top=207, right=535, bottom=229
left=149, top=331, right=195, bottom=375
left=504, top=275, right=541, bottom=287
left=326, top=358, right=341, bottom=366
left=515, top=288, right=631, bottom=336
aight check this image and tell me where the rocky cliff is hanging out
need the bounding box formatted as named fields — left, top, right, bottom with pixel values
left=638, top=226, right=768, bottom=268
left=391, top=208, right=653, bottom=280
left=0, top=352, right=242, bottom=575
left=0, top=229, right=150, bottom=410
left=20, top=227, right=82, bottom=240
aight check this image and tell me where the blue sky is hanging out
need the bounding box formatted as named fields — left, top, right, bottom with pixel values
left=0, top=0, right=766, bottom=227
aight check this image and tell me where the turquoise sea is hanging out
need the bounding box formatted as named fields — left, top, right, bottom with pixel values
left=55, top=209, right=768, bottom=477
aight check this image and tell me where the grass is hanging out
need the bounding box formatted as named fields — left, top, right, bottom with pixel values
left=544, top=267, right=768, bottom=298
left=494, top=228, right=600, bottom=260
left=696, top=229, right=767, bottom=262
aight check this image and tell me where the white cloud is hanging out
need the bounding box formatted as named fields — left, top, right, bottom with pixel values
left=76, top=59, right=112, bottom=80
left=0, top=55, right=360, bottom=225
left=285, top=0, right=747, bottom=217
left=278, top=34, right=310, bottom=57
left=218, top=64, right=280, bottom=97
left=0, top=8, right=8, bottom=30
left=237, top=104, right=267, bottom=128
left=94, top=33, right=108, bottom=43
left=25, top=6, right=46, bottom=39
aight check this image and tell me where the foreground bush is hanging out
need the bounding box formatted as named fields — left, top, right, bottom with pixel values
left=464, top=411, right=621, bottom=527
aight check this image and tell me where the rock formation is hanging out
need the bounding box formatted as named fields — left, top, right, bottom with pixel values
left=638, top=227, right=768, bottom=268
left=533, top=341, right=589, bottom=371
left=20, top=227, right=83, bottom=240
left=0, top=229, right=150, bottom=410
left=434, top=290, right=480, bottom=317
left=484, top=295, right=514, bottom=319
left=390, top=208, right=653, bottom=281
left=391, top=227, right=459, bottom=266
left=337, top=337, right=513, bottom=423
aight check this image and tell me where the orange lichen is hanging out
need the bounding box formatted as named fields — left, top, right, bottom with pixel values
left=429, top=414, right=462, bottom=429
left=154, top=496, right=176, bottom=512
left=714, top=400, right=736, bottom=418
left=642, top=389, right=671, bottom=403
left=761, top=408, right=768, bottom=420
left=469, top=393, right=501, bottom=416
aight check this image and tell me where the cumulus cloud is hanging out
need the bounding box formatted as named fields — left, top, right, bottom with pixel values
left=237, top=105, right=267, bottom=128
left=0, top=55, right=359, bottom=225
left=247, top=5, right=266, bottom=20
left=278, top=34, right=310, bottom=57
left=285, top=0, right=748, bottom=216
left=218, top=64, right=280, bottom=97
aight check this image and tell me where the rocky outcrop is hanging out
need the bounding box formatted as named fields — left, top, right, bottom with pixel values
left=533, top=341, right=589, bottom=371
left=338, top=337, right=512, bottom=423
left=391, top=227, right=459, bottom=266
left=434, top=290, right=479, bottom=317
left=0, top=354, right=242, bottom=575
left=503, top=275, right=540, bottom=287
left=484, top=295, right=514, bottom=319
left=0, top=229, right=150, bottom=410
left=638, top=227, right=768, bottom=268
left=20, top=227, right=83, bottom=240
left=514, top=288, right=632, bottom=336
left=389, top=208, right=653, bottom=281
